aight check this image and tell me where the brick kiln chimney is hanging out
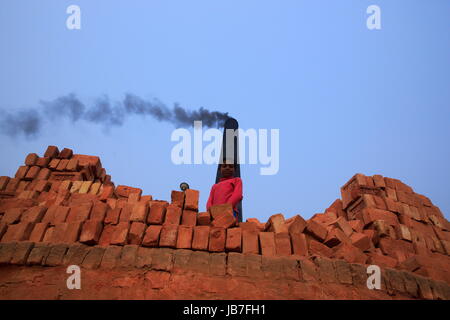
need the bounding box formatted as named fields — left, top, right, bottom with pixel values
left=215, top=117, right=243, bottom=222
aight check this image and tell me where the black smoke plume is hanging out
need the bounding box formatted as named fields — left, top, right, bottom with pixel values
left=0, top=93, right=229, bottom=137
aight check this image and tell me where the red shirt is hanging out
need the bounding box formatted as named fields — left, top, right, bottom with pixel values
left=206, top=177, right=243, bottom=212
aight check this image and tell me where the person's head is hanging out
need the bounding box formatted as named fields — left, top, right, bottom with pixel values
left=220, top=158, right=235, bottom=178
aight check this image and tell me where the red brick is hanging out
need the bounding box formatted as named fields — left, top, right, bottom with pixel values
left=25, top=153, right=39, bottom=166
left=29, top=222, right=49, bottom=242
left=21, top=206, right=47, bottom=223
left=129, top=203, right=148, bottom=223
left=325, top=199, right=347, bottom=219
left=89, top=182, right=103, bottom=196
left=58, top=148, right=73, bottom=159
left=334, top=242, right=367, bottom=264
left=33, top=180, right=50, bottom=193
left=291, top=233, right=308, bottom=256
left=0, top=176, right=10, bottom=191
left=197, top=212, right=211, bottom=225
left=370, top=220, right=397, bottom=239
left=159, top=224, right=178, bottom=248
left=285, top=215, right=306, bottom=235
left=367, top=252, right=398, bottom=268
left=238, top=222, right=261, bottom=232
left=110, top=222, right=130, bottom=245
left=100, top=245, right=122, bottom=268
left=42, top=226, right=54, bottom=242
left=104, top=208, right=121, bottom=225
left=98, top=224, right=115, bottom=246
left=330, top=217, right=353, bottom=237
left=324, top=227, right=349, bottom=248
left=398, top=255, right=428, bottom=272
left=372, top=175, right=386, bottom=188
left=15, top=166, right=30, bottom=179
left=147, top=202, right=168, bottom=224
left=181, top=210, right=197, bottom=226
left=15, top=180, right=29, bottom=192
left=379, top=238, right=415, bottom=262
left=396, top=224, right=412, bottom=242
left=192, top=226, right=210, bottom=250
left=275, top=233, right=292, bottom=256
left=64, top=222, right=82, bottom=243
left=98, top=185, right=115, bottom=201
left=350, top=232, right=371, bottom=251
left=225, top=227, right=242, bottom=252
left=5, top=178, right=20, bottom=192
left=346, top=194, right=378, bottom=220
left=308, top=239, right=333, bottom=258
left=1, top=222, right=34, bottom=242
left=53, top=206, right=70, bottom=224
left=142, top=225, right=162, bottom=247
left=115, top=185, right=142, bottom=198
left=11, top=241, right=35, bottom=265
left=176, top=225, right=193, bottom=249
left=2, top=208, right=25, bottom=224
left=211, top=211, right=236, bottom=229
left=209, top=203, right=233, bottom=220
left=140, top=195, right=153, bottom=203
left=72, top=154, right=101, bottom=171
left=246, top=218, right=265, bottom=231
left=127, top=222, right=146, bottom=245
left=258, top=232, right=276, bottom=256
left=36, top=157, right=50, bottom=168
left=340, top=173, right=367, bottom=209
left=127, top=192, right=140, bottom=203
left=48, top=158, right=60, bottom=170
left=311, top=212, right=337, bottom=225
left=362, top=207, right=399, bottom=227
left=209, top=227, right=226, bottom=252
left=384, top=187, right=397, bottom=201
left=265, top=213, right=288, bottom=233
left=67, top=204, right=92, bottom=223
left=78, top=181, right=93, bottom=194
left=363, top=229, right=379, bottom=245
left=44, top=145, right=59, bottom=158
left=119, top=203, right=134, bottom=222
left=65, top=158, right=79, bottom=172
left=305, top=220, right=328, bottom=242
left=242, top=229, right=259, bottom=254
left=384, top=197, right=401, bottom=214
left=184, top=189, right=199, bottom=211
left=106, top=198, right=117, bottom=209
left=25, top=166, right=41, bottom=180
left=164, top=204, right=182, bottom=225
left=36, top=168, right=50, bottom=181
left=90, top=201, right=107, bottom=222
left=55, top=159, right=69, bottom=171
left=171, top=190, right=185, bottom=208
left=79, top=220, right=103, bottom=245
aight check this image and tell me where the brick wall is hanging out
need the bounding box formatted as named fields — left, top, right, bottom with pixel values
left=0, top=146, right=449, bottom=299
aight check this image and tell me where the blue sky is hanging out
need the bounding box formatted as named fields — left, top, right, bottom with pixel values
left=0, top=0, right=449, bottom=221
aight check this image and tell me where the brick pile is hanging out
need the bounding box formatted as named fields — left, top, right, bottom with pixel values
left=0, top=147, right=449, bottom=300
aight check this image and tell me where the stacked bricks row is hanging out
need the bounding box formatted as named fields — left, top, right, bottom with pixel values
left=1, top=241, right=449, bottom=300
left=0, top=145, right=114, bottom=205
left=1, top=181, right=449, bottom=286
left=335, top=173, right=450, bottom=284
left=1, top=147, right=449, bottom=286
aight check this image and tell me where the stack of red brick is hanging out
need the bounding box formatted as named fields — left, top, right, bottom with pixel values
left=0, top=147, right=449, bottom=286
